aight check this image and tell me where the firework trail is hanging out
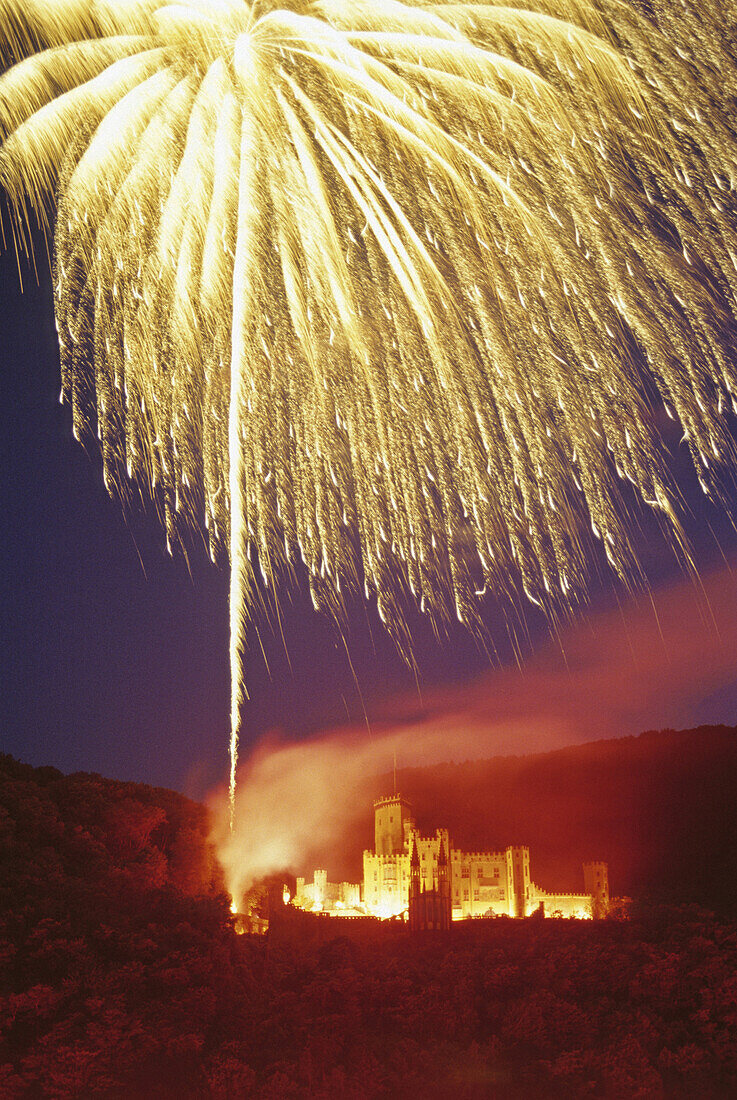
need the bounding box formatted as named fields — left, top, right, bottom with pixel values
left=1, top=0, right=735, bottom=821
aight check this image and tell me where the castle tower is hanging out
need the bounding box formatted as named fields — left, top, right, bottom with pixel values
left=506, top=846, right=531, bottom=918
left=313, top=869, right=327, bottom=911
left=374, top=795, right=414, bottom=857
left=583, top=861, right=610, bottom=919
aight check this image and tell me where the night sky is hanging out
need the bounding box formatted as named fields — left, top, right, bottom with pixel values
left=3, top=220, right=737, bottom=800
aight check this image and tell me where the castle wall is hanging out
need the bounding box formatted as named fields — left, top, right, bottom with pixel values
left=450, top=848, right=511, bottom=917
left=340, top=882, right=361, bottom=908
left=530, top=891, right=593, bottom=919
left=294, top=871, right=363, bottom=913
left=363, top=848, right=410, bottom=918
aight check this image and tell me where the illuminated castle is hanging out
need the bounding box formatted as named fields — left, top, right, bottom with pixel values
left=294, top=794, right=610, bottom=922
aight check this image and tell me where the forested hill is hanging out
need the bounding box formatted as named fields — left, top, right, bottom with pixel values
left=376, top=725, right=737, bottom=914
left=0, top=753, right=237, bottom=1095
left=0, top=753, right=225, bottom=908
left=0, top=752, right=226, bottom=932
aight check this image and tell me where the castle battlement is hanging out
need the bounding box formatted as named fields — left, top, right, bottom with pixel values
left=535, top=889, right=589, bottom=899
left=450, top=849, right=507, bottom=860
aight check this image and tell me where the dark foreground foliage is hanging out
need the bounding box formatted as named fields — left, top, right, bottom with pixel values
left=2, top=755, right=737, bottom=1098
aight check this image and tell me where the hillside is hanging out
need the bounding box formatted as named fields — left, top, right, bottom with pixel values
left=0, top=753, right=225, bottom=912
left=364, top=725, right=737, bottom=914
left=0, top=754, right=235, bottom=1095
left=3, top=750, right=737, bottom=1096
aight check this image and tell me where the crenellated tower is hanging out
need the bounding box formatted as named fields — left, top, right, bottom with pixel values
left=583, top=861, right=610, bottom=919
left=374, top=795, right=414, bottom=857
left=506, top=845, right=531, bottom=918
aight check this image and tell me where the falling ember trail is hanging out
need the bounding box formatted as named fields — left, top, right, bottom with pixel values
left=228, top=104, right=259, bottom=829
left=0, top=0, right=735, bottom=803
left=228, top=357, right=245, bottom=831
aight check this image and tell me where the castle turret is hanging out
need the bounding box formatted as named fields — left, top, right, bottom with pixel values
left=409, top=837, right=421, bottom=931
left=583, top=861, right=610, bottom=919
left=436, top=837, right=452, bottom=931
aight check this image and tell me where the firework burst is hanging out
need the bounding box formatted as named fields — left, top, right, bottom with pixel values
left=1, top=0, right=736, bottom=816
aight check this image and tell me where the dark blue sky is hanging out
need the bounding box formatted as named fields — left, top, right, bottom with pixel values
left=2, top=227, right=737, bottom=799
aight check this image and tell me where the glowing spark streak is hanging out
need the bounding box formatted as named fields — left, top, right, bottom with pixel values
left=228, top=103, right=258, bottom=828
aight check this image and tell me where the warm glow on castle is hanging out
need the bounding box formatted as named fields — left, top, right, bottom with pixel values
left=293, top=795, right=610, bottom=924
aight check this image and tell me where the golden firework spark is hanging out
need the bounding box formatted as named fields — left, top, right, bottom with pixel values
left=1, top=0, right=736, bottom=820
